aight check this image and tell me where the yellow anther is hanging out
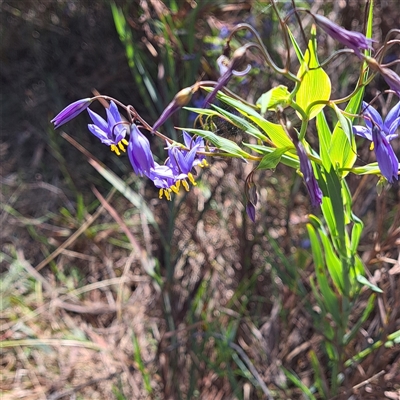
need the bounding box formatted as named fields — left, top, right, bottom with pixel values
left=175, top=180, right=181, bottom=190
left=182, top=179, right=190, bottom=192
left=164, top=189, right=172, bottom=201
left=201, top=159, right=209, bottom=167
left=159, top=189, right=164, bottom=199
left=111, top=139, right=129, bottom=155
left=118, top=141, right=126, bottom=152
left=111, top=144, right=121, bottom=156
left=370, top=142, right=374, bottom=150
left=188, top=172, right=197, bottom=186
left=171, top=184, right=179, bottom=194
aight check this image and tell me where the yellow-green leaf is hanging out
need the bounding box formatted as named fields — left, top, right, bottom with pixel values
left=296, top=26, right=331, bottom=120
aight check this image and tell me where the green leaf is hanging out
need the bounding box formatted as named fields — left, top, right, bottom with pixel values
left=296, top=26, right=331, bottom=120
left=243, top=143, right=299, bottom=168
left=183, top=128, right=251, bottom=159
left=307, top=223, right=341, bottom=324
left=330, top=104, right=357, bottom=171
left=257, top=147, right=292, bottom=170
left=256, top=85, right=291, bottom=113
left=321, top=166, right=345, bottom=240
left=287, top=26, right=304, bottom=64
left=316, top=111, right=332, bottom=170
left=204, top=89, right=294, bottom=148
left=356, top=275, right=383, bottom=293
left=283, top=368, right=317, bottom=400
left=320, top=229, right=345, bottom=294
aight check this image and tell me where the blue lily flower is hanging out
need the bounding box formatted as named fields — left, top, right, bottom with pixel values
left=182, top=131, right=208, bottom=167
left=87, top=101, right=128, bottom=155
left=51, top=98, right=93, bottom=129
left=353, top=101, right=400, bottom=182
left=127, top=124, right=156, bottom=177
left=163, top=143, right=199, bottom=196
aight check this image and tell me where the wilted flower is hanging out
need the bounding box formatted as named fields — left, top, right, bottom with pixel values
left=353, top=101, right=399, bottom=182
left=313, top=14, right=373, bottom=59
left=51, top=98, right=93, bottom=129
left=87, top=101, right=128, bottom=155
left=295, top=141, right=323, bottom=207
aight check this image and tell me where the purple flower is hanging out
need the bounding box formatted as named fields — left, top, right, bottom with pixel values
left=127, top=124, right=155, bottom=176
left=164, top=143, right=199, bottom=193
left=51, top=98, right=93, bottom=128
left=353, top=101, right=399, bottom=182
left=313, top=14, right=373, bottom=59
left=182, top=131, right=208, bottom=167
left=295, top=142, right=323, bottom=207
left=87, top=101, right=128, bottom=155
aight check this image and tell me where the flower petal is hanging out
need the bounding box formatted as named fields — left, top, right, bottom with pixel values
left=372, top=125, right=399, bottom=182
left=128, top=124, right=155, bottom=176
left=353, top=125, right=373, bottom=141
left=384, top=101, right=400, bottom=134
left=87, top=108, right=109, bottom=133
left=362, top=102, right=383, bottom=128
left=88, top=124, right=113, bottom=145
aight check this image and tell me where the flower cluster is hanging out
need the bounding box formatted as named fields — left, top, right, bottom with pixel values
left=50, top=9, right=400, bottom=221
left=51, top=99, right=207, bottom=200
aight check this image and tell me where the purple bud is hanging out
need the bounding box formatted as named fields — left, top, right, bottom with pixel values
left=313, top=14, right=373, bottom=59
left=152, top=86, right=196, bottom=132
left=246, top=202, right=256, bottom=222
left=51, top=98, right=93, bottom=128
left=295, top=142, right=323, bottom=207
left=245, top=171, right=258, bottom=222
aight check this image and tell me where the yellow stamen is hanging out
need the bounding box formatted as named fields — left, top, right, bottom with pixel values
left=182, top=179, right=190, bottom=191
left=164, top=189, right=172, bottom=201
left=175, top=180, right=181, bottom=191
left=110, top=144, right=121, bottom=156
left=118, top=141, right=126, bottom=152
left=171, top=184, right=179, bottom=194
left=188, top=172, right=197, bottom=186
left=200, top=159, right=209, bottom=167
left=370, top=142, right=374, bottom=150
left=111, top=139, right=129, bottom=155
left=159, top=189, right=164, bottom=199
